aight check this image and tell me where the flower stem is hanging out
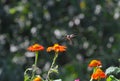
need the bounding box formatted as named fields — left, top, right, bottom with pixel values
left=97, top=78, right=101, bottom=81
left=46, top=52, right=58, bottom=81
left=31, top=51, right=39, bottom=80
left=90, top=78, right=93, bottom=81
left=35, top=51, right=39, bottom=66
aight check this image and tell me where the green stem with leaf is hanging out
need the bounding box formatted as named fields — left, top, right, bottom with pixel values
left=46, top=52, right=58, bottom=81
left=31, top=51, right=39, bottom=80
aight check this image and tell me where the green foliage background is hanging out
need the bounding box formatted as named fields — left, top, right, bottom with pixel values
left=0, top=0, right=120, bottom=81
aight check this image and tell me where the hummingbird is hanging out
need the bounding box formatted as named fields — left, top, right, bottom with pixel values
left=64, top=34, right=76, bottom=45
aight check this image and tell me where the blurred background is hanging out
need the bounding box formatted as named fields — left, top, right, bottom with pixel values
left=0, top=0, right=120, bottom=81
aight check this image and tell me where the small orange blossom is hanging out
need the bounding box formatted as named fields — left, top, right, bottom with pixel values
left=27, top=43, right=44, bottom=52
left=88, top=60, right=102, bottom=67
left=33, top=76, right=42, bottom=81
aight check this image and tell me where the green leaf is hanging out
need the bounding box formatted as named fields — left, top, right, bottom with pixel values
left=50, top=65, right=59, bottom=74
left=50, top=68, right=58, bottom=73
left=107, top=76, right=112, bottom=81
left=105, top=66, right=117, bottom=74
left=115, top=67, right=120, bottom=74
left=105, top=66, right=120, bottom=75
left=24, top=74, right=30, bottom=81
left=106, top=75, right=120, bottom=81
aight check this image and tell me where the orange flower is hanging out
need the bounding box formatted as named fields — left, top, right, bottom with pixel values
left=91, top=68, right=106, bottom=80
left=47, top=43, right=67, bottom=52
left=88, top=60, right=102, bottom=67
left=27, top=43, right=44, bottom=52
left=33, top=76, right=42, bottom=81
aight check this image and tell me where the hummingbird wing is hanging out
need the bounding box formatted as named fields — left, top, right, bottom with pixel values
left=69, top=39, right=74, bottom=45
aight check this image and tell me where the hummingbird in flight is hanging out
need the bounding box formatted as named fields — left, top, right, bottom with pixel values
left=64, top=34, right=76, bottom=45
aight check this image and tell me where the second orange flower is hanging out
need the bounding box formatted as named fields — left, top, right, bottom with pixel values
left=47, top=43, right=67, bottom=52
left=91, top=68, right=106, bottom=80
